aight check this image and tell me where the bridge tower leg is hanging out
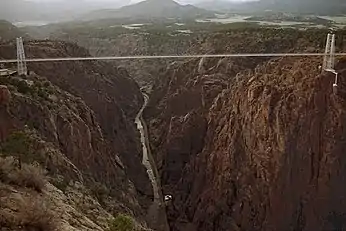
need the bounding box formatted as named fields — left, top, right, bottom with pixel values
left=323, top=33, right=332, bottom=71
left=323, top=32, right=339, bottom=93
left=16, top=37, right=27, bottom=76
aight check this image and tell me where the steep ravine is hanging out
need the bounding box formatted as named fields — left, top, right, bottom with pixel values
left=0, top=38, right=157, bottom=229
left=145, top=55, right=346, bottom=231
left=135, top=93, right=170, bottom=231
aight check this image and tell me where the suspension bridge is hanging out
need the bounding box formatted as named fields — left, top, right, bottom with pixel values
left=0, top=32, right=342, bottom=89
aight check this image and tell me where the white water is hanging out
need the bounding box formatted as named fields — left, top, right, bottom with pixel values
left=135, top=93, right=170, bottom=230
left=135, top=94, right=160, bottom=203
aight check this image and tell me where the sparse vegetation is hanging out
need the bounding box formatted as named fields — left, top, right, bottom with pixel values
left=0, top=156, right=15, bottom=182
left=51, top=176, right=69, bottom=192
left=0, top=130, right=38, bottom=167
left=17, top=198, right=59, bottom=231
left=0, top=156, right=47, bottom=192
left=0, top=195, right=59, bottom=231
left=0, top=75, right=53, bottom=101
left=1, top=131, right=32, bottom=158
left=90, top=181, right=110, bottom=202
left=9, top=163, right=47, bottom=192
left=108, top=214, right=135, bottom=231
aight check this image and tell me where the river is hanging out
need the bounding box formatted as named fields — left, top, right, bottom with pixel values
left=135, top=93, right=169, bottom=231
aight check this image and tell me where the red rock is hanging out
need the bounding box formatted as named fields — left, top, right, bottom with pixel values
left=0, top=85, right=10, bottom=106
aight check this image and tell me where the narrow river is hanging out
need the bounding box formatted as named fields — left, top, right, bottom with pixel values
left=135, top=93, right=169, bottom=231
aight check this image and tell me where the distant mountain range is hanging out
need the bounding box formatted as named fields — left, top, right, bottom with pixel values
left=258, top=0, right=346, bottom=14
left=81, top=0, right=215, bottom=21
left=196, top=0, right=346, bottom=14
left=0, top=0, right=125, bottom=23
left=1, top=0, right=345, bottom=24
left=0, top=20, right=26, bottom=41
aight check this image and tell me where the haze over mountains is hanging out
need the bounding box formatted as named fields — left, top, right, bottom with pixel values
left=259, top=0, right=346, bottom=14
left=196, top=0, right=346, bottom=13
left=1, top=0, right=346, bottom=24
left=0, top=0, right=125, bottom=22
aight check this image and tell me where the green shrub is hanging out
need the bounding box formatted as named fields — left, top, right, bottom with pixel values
left=37, top=88, right=49, bottom=99
left=15, top=80, right=31, bottom=94
left=109, top=214, right=135, bottom=231
left=1, top=131, right=32, bottom=157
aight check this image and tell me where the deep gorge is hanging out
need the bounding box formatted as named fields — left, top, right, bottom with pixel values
left=2, top=20, right=346, bottom=231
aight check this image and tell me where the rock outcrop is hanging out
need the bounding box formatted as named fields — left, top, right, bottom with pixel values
left=0, top=85, right=11, bottom=106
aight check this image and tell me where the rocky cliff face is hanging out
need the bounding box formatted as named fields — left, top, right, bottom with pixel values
left=0, top=40, right=153, bottom=229
left=171, top=57, right=346, bottom=231
left=144, top=29, right=346, bottom=230
left=0, top=40, right=151, bottom=202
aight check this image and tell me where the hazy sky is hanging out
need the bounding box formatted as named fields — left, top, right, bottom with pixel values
left=27, top=0, right=252, bottom=3
left=23, top=0, right=258, bottom=10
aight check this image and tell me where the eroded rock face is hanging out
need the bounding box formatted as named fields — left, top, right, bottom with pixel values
left=0, top=40, right=154, bottom=225
left=179, top=57, right=346, bottom=231
left=0, top=85, right=13, bottom=141
left=0, top=85, right=10, bottom=106
left=0, top=40, right=152, bottom=207
left=146, top=54, right=346, bottom=231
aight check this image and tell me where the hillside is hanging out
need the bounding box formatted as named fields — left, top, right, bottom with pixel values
left=0, top=39, right=155, bottom=230
left=81, top=0, right=215, bottom=21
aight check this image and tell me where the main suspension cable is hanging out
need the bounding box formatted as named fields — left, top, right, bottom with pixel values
left=1, top=52, right=346, bottom=63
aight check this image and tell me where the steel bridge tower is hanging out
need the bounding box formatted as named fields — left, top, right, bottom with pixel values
left=16, top=37, right=27, bottom=76
left=323, top=32, right=338, bottom=92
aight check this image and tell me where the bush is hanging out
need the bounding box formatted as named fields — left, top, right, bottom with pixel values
left=1, top=131, right=32, bottom=158
left=0, top=192, right=59, bottom=230
left=0, top=157, right=15, bottom=182
left=17, top=198, right=59, bottom=231
left=90, top=181, right=110, bottom=202
left=16, top=80, right=31, bottom=94
left=51, top=177, right=69, bottom=192
left=109, top=214, right=135, bottom=231
left=9, top=164, right=47, bottom=192
left=0, top=156, right=47, bottom=192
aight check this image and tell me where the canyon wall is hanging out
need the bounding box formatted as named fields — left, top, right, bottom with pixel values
left=0, top=39, right=153, bottom=228
left=144, top=31, right=346, bottom=230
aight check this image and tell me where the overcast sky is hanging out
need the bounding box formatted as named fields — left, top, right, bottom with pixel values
left=27, top=0, right=253, bottom=3
left=23, top=0, right=258, bottom=11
